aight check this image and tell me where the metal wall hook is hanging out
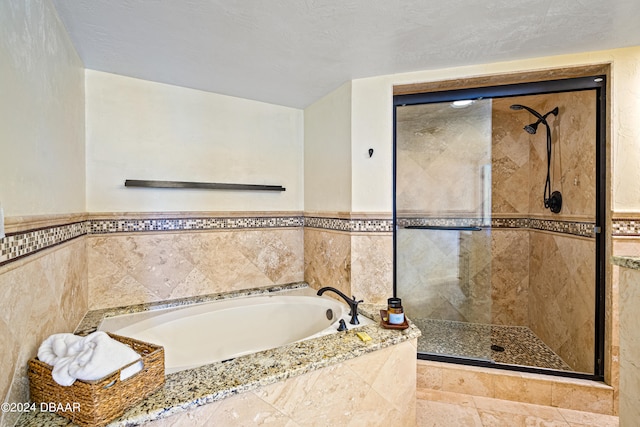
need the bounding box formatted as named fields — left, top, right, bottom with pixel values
left=368, top=148, right=374, bottom=157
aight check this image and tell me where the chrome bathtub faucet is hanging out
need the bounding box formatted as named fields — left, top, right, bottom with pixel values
left=316, top=287, right=363, bottom=325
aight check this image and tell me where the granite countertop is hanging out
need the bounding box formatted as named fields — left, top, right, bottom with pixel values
left=612, top=256, right=640, bottom=271
left=18, top=284, right=421, bottom=426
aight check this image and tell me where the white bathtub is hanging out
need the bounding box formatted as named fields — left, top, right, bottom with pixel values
left=99, top=291, right=373, bottom=374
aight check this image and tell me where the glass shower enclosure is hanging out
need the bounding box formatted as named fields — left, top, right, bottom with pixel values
left=393, top=76, right=607, bottom=379
left=395, top=99, right=494, bottom=362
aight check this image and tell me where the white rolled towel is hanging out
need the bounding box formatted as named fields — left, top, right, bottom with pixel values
left=37, top=331, right=143, bottom=386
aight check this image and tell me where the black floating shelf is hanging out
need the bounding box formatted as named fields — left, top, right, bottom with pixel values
left=124, top=180, right=286, bottom=192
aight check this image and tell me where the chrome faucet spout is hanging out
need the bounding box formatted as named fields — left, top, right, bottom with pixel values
left=317, top=286, right=363, bottom=325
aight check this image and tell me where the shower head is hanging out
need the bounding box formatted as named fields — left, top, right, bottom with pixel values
left=524, top=121, right=540, bottom=134
left=511, top=103, right=563, bottom=214
left=510, top=104, right=559, bottom=134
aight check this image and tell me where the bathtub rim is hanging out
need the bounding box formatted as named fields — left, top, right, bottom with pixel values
left=98, top=291, right=375, bottom=373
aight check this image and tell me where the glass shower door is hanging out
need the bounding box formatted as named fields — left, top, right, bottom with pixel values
left=395, top=99, right=493, bottom=361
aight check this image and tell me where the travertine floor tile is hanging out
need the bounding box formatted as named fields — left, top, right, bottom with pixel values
left=557, top=407, right=619, bottom=427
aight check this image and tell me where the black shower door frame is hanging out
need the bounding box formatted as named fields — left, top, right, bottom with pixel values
left=392, top=75, right=607, bottom=381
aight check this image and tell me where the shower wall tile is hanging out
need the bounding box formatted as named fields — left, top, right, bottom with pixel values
left=396, top=229, right=465, bottom=320
left=490, top=229, right=530, bottom=326
left=396, top=228, right=493, bottom=324
left=528, top=231, right=595, bottom=373
left=88, top=228, right=304, bottom=309
left=303, top=227, right=351, bottom=297
left=492, top=102, right=531, bottom=215
left=396, top=101, right=492, bottom=216
left=493, top=92, right=596, bottom=221
left=466, top=230, right=493, bottom=324
left=0, top=238, right=87, bottom=427
left=491, top=93, right=596, bottom=222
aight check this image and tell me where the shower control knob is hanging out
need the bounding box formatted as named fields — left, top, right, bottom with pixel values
left=547, top=191, right=562, bottom=214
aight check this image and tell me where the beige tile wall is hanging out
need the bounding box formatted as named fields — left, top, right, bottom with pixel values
left=492, top=92, right=596, bottom=221
left=0, top=238, right=88, bottom=427
left=303, top=227, right=351, bottom=297
left=528, top=231, right=595, bottom=373
left=492, top=92, right=597, bottom=373
left=350, top=233, right=393, bottom=304
left=610, top=236, right=639, bottom=411
left=617, top=265, right=640, bottom=425
left=88, top=228, right=304, bottom=309
left=490, top=229, right=529, bottom=326
left=395, top=100, right=492, bottom=217
left=303, top=224, right=394, bottom=305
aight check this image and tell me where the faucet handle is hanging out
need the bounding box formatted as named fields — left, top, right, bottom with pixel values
left=348, top=296, right=363, bottom=324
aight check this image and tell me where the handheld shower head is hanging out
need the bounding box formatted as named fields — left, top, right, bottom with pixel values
left=510, top=103, right=562, bottom=214
left=510, top=104, right=559, bottom=134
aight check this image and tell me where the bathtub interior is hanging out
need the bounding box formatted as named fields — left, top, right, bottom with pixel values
left=99, top=288, right=374, bottom=373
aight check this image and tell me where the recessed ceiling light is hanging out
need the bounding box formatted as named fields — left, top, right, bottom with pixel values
left=451, top=100, right=474, bottom=108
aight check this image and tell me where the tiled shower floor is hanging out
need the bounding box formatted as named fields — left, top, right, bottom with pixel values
left=413, top=318, right=572, bottom=371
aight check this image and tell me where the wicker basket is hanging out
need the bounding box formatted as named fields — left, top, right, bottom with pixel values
left=28, top=333, right=165, bottom=427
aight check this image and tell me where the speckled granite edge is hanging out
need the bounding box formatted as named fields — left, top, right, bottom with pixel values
left=75, top=282, right=309, bottom=335
left=18, top=285, right=420, bottom=427
left=612, top=255, right=640, bottom=271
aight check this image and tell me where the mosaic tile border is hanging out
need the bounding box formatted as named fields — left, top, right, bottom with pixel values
left=303, top=216, right=394, bottom=232
left=0, top=215, right=393, bottom=267
left=528, top=218, right=595, bottom=237
left=397, top=217, right=596, bottom=238
left=89, top=216, right=304, bottom=234
left=397, top=217, right=489, bottom=229
left=0, top=214, right=609, bottom=268
left=0, top=221, right=87, bottom=267
left=612, top=219, right=640, bottom=236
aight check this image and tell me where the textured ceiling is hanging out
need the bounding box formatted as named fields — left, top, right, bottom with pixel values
left=52, top=0, right=640, bottom=108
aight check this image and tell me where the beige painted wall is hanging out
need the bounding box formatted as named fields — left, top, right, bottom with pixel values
left=85, top=70, right=304, bottom=213
left=303, top=82, right=352, bottom=212
left=0, top=0, right=85, bottom=216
